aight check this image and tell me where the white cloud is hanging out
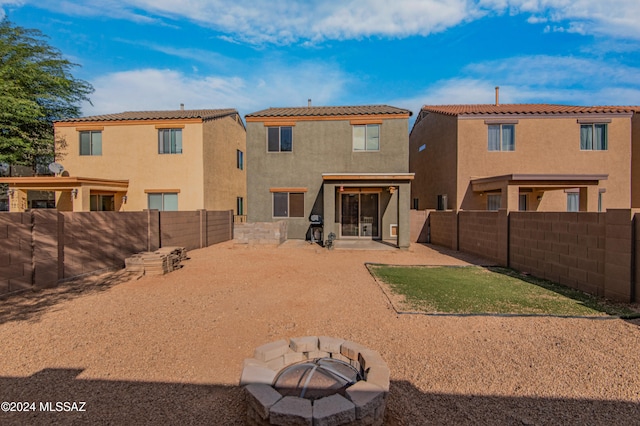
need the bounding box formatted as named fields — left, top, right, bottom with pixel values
left=393, top=54, right=640, bottom=111
left=82, top=62, right=349, bottom=117
left=22, top=0, right=640, bottom=43
left=0, top=0, right=25, bottom=18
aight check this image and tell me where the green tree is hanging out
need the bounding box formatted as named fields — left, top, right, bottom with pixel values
left=0, top=18, right=93, bottom=171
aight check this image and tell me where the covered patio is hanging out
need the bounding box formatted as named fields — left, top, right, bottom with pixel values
left=0, top=176, right=129, bottom=212
left=470, top=173, right=608, bottom=212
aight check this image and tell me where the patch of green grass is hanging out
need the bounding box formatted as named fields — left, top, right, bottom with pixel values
left=369, top=265, right=637, bottom=316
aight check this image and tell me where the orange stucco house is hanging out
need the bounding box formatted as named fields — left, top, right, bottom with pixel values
left=410, top=102, right=638, bottom=212
left=1, top=109, right=246, bottom=214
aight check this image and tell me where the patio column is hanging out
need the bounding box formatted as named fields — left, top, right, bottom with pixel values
left=503, top=185, right=519, bottom=212
left=579, top=186, right=599, bottom=212
left=8, top=189, right=27, bottom=212
left=397, top=182, right=410, bottom=249
left=323, top=183, right=337, bottom=239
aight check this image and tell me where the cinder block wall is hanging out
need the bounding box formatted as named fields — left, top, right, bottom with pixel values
left=429, top=209, right=638, bottom=303
left=458, top=211, right=508, bottom=265
left=234, top=221, right=288, bottom=245
left=429, top=211, right=457, bottom=249
left=0, top=212, right=33, bottom=294
left=410, top=210, right=430, bottom=243
left=510, top=212, right=605, bottom=296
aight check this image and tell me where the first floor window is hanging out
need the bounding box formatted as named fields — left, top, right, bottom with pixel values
left=487, top=194, right=501, bottom=211
left=148, top=192, right=178, bottom=211
left=90, top=194, right=114, bottom=211
left=437, top=194, right=447, bottom=211
left=268, top=126, right=292, bottom=152
left=567, top=192, right=579, bottom=212
left=80, top=130, right=102, bottom=155
left=273, top=192, right=304, bottom=217
left=580, top=123, right=607, bottom=150
left=158, top=128, right=182, bottom=154
left=488, top=124, right=515, bottom=151
left=353, top=124, right=380, bottom=151
left=237, top=197, right=244, bottom=215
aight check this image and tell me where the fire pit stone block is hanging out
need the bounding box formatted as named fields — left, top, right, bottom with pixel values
left=290, top=336, right=319, bottom=353
left=270, top=396, right=313, bottom=426
left=313, top=394, right=356, bottom=426
left=245, top=384, right=283, bottom=420
left=254, top=339, right=290, bottom=363
left=318, top=336, right=344, bottom=353
left=345, top=381, right=386, bottom=420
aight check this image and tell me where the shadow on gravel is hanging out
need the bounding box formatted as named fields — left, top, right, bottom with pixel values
left=0, top=270, right=137, bottom=325
left=1, top=369, right=638, bottom=425
left=386, top=380, right=640, bottom=426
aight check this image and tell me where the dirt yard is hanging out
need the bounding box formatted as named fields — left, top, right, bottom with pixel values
left=0, top=241, right=639, bottom=425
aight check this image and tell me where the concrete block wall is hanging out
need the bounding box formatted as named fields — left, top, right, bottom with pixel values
left=429, top=209, right=638, bottom=302
left=458, top=211, right=508, bottom=266
left=0, top=212, right=33, bottom=294
left=429, top=211, right=457, bottom=249
left=409, top=209, right=430, bottom=243
left=234, top=221, right=288, bottom=245
left=510, top=212, right=606, bottom=296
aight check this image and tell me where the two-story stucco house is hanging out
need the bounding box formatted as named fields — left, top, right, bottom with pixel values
left=2, top=109, right=246, bottom=214
left=410, top=102, right=635, bottom=212
left=245, top=105, right=414, bottom=248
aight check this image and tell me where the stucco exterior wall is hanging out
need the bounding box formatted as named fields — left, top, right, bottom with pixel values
left=247, top=117, right=409, bottom=239
left=202, top=115, right=246, bottom=212
left=631, top=113, right=640, bottom=208
left=456, top=116, right=631, bottom=211
left=409, top=113, right=458, bottom=210
left=56, top=121, right=206, bottom=211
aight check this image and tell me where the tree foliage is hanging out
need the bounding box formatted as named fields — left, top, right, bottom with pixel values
left=0, top=18, right=93, bottom=170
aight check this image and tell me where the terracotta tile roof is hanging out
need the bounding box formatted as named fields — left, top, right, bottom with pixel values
left=421, top=104, right=636, bottom=116
left=56, top=109, right=238, bottom=123
left=246, top=105, right=411, bottom=118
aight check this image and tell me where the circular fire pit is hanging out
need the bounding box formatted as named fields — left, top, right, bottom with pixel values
left=240, top=336, right=389, bottom=426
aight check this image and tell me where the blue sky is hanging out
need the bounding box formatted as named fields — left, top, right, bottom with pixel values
left=2, top=0, right=640, bottom=121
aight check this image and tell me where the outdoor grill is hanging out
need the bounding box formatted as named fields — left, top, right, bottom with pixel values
left=309, top=214, right=323, bottom=243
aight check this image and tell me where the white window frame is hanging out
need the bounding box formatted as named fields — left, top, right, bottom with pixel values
left=148, top=192, right=178, bottom=211
left=488, top=124, right=515, bottom=151
left=267, top=126, right=293, bottom=152
left=272, top=192, right=304, bottom=218
left=79, top=130, right=102, bottom=156
left=580, top=123, right=608, bottom=151
left=567, top=192, right=579, bottom=212
left=352, top=124, right=380, bottom=152
left=158, top=128, right=182, bottom=154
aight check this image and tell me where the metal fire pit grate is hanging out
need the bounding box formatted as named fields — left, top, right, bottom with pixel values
left=273, top=358, right=362, bottom=401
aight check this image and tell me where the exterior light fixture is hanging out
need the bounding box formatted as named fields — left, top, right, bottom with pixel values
left=7, top=188, right=14, bottom=197
left=71, top=188, right=78, bottom=198
left=339, top=185, right=344, bottom=192
left=388, top=186, right=396, bottom=194
left=122, top=195, right=128, bottom=203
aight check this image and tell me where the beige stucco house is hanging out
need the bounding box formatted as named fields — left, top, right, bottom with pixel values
left=2, top=109, right=246, bottom=214
left=410, top=102, right=636, bottom=212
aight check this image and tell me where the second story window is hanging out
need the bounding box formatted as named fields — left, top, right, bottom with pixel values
left=488, top=124, right=515, bottom=151
left=268, top=126, right=292, bottom=152
left=237, top=150, right=244, bottom=170
left=79, top=131, right=102, bottom=156
left=158, top=128, right=182, bottom=154
left=353, top=124, right=380, bottom=151
left=580, top=123, right=607, bottom=150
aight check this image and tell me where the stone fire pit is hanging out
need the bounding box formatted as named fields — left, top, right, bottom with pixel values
left=240, top=336, right=389, bottom=426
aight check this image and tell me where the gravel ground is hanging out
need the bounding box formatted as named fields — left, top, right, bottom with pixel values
left=0, top=241, right=639, bottom=425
